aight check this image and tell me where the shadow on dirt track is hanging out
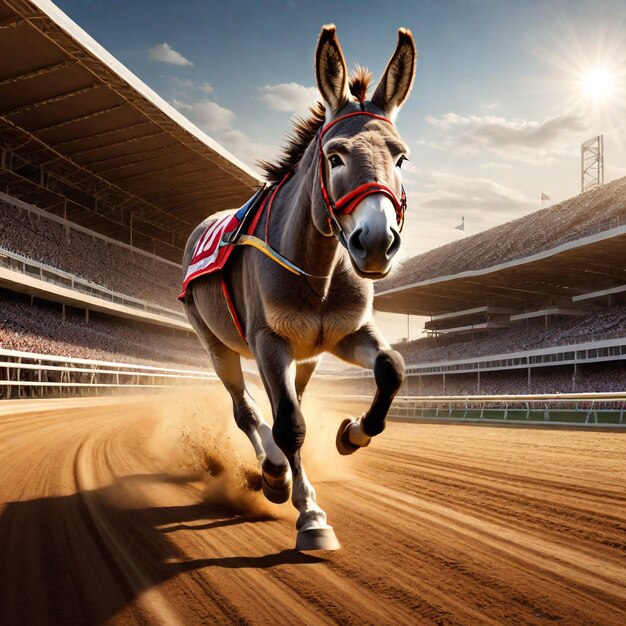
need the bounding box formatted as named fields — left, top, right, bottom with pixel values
left=0, top=473, right=322, bottom=625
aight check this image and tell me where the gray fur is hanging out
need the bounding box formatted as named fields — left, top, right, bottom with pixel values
left=182, top=25, right=416, bottom=545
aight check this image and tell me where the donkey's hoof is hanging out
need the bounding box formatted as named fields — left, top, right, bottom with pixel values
left=296, top=526, right=341, bottom=552
left=336, top=418, right=370, bottom=456
left=262, top=473, right=291, bottom=503
left=261, top=461, right=292, bottom=504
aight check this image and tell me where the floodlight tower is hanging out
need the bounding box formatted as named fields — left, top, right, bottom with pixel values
left=581, top=135, right=604, bottom=193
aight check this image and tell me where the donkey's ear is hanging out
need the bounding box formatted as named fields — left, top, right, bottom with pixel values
left=372, top=28, right=417, bottom=121
left=315, top=24, right=350, bottom=117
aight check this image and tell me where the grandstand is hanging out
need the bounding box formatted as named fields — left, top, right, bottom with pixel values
left=0, top=0, right=261, bottom=393
left=0, top=0, right=259, bottom=262
left=366, top=177, right=626, bottom=396
left=1, top=0, right=624, bottom=405
left=0, top=196, right=181, bottom=310
left=0, top=289, right=205, bottom=367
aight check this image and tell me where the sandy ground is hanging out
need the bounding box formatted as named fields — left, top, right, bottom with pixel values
left=0, top=389, right=625, bottom=625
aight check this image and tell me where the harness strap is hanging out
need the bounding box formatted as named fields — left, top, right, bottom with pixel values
left=317, top=110, right=408, bottom=247
left=225, top=171, right=314, bottom=276
left=216, top=189, right=270, bottom=345
left=216, top=110, right=409, bottom=342
left=219, top=273, right=247, bottom=344
left=265, top=173, right=290, bottom=243
left=231, top=234, right=306, bottom=275
left=320, top=111, right=392, bottom=136
left=334, top=181, right=402, bottom=216
left=217, top=173, right=309, bottom=344
left=227, top=184, right=268, bottom=244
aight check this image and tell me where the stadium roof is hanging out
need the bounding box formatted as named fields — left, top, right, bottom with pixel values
left=0, top=0, right=261, bottom=262
left=376, top=177, right=626, bottom=316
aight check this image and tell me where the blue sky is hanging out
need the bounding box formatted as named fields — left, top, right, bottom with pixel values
left=54, top=0, right=626, bottom=339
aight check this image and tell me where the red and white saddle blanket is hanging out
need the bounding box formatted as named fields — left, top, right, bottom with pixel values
left=178, top=187, right=267, bottom=301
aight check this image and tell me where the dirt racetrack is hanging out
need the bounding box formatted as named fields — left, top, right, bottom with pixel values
left=0, top=389, right=625, bottom=625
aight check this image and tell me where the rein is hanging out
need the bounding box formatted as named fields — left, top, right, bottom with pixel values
left=317, top=111, right=407, bottom=247
left=228, top=110, right=408, bottom=277
left=225, top=174, right=316, bottom=276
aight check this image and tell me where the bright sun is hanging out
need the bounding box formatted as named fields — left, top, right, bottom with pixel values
left=580, top=68, right=615, bottom=99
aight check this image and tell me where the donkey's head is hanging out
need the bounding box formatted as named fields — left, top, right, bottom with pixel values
left=313, top=25, right=416, bottom=279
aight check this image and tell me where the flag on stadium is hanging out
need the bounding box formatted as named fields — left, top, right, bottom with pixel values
left=454, top=216, right=465, bottom=231
left=541, top=192, right=550, bottom=201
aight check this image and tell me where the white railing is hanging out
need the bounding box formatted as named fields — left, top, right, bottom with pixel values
left=322, top=393, right=626, bottom=426
left=0, top=348, right=216, bottom=399
left=321, top=337, right=626, bottom=379
left=0, top=246, right=186, bottom=322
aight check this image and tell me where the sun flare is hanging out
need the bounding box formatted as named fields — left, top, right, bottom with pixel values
left=580, top=68, right=615, bottom=99
left=529, top=18, right=626, bottom=131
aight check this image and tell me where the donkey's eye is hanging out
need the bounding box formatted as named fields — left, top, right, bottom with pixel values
left=328, top=154, right=344, bottom=169
left=396, top=155, right=408, bottom=168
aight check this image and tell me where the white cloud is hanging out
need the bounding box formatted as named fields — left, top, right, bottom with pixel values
left=171, top=77, right=193, bottom=90
left=397, top=162, right=534, bottom=256
left=425, top=112, right=590, bottom=162
left=425, top=112, right=487, bottom=128
left=480, top=161, right=513, bottom=170
left=405, top=165, right=531, bottom=214
left=168, top=78, right=214, bottom=100
left=172, top=99, right=234, bottom=133
left=171, top=98, right=276, bottom=173
left=148, top=43, right=193, bottom=66
left=259, top=82, right=319, bottom=114
left=219, top=129, right=277, bottom=168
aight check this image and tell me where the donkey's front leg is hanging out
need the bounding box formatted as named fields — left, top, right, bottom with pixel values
left=331, top=322, right=405, bottom=455
left=253, top=330, right=339, bottom=551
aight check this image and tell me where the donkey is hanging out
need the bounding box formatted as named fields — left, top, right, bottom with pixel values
left=182, top=25, right=416, bottom=551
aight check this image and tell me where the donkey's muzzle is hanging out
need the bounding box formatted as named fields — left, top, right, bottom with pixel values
left=347, top=222, right=401, bottom=276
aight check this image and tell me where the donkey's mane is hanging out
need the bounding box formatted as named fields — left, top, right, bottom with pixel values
left=258, top=67, right=373, bottom=184
left=349, top=65, right=372, bottom=103
left=258, top=102, right=326, bottom=184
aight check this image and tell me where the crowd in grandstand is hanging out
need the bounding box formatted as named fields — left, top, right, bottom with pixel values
left=319, top=303, right=626, bottom=396
left=0, top=200, right=181, bottom=309
left=2, top=186, right=625, bottom=395
left=0, top=293, right=206, bottom=368
left=322, top=362, right=626, bottom=396
left=395, top=303, right=626, bottom=364
left=381, top=175, right=626, bottom=290
left=558, top=305, right=626, bottom=341
left=408, top=366, right=626, bottom=395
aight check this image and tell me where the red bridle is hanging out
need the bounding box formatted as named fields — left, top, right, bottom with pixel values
left=318, top=111, right=407, bottom=246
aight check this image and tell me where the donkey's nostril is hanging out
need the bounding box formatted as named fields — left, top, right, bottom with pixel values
left=348, top=227, right=367, bottom=259
left=386, top=229, right=401, bottom=259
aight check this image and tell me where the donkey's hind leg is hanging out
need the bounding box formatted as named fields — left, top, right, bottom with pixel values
left=331, top=322, right=404, bottom=454
left=210, top=346, right=266, bottom=462
left=185, top=298, right=286, bottom=474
